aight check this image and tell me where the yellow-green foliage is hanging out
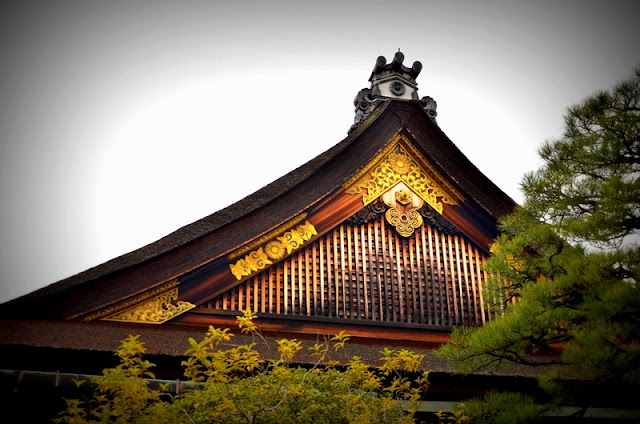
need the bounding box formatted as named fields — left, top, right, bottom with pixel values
left=54, top=334, right=164, bottom=424
left=55, top=308, right=430, bottom=424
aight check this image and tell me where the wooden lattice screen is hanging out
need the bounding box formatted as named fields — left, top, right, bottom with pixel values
left=198, top=216, right=492, bottom=328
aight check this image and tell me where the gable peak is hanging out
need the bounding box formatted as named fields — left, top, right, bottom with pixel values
left=349, top=51, right=438, bottom=134
left=369, top=51, right=422, bottom=99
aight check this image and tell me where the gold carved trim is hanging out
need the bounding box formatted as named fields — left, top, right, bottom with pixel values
left=81, top=280, right=195, bottom=324
left=381, top=183, right=425, bottom=237
left=103, top=287, right=195, bottom=324
left=396, top=188, right=413, bottom=205
left=385, top=207, right=423, bottom=237
left=343, top=133, right=464, bottom=214
left=229, top=218, right=317, bottom=280
left=228, top=213, right=308, bottom=261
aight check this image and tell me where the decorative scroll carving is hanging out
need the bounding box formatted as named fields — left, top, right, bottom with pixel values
left=345, top=201, right=388, bottom=224
left=349, top=88, right=380, bottom=134
left=229, top=219, right=317, bottom=280
left=81, top=280, right=195, bottom=324
left=381, top=183, right=424, bottom=237
left=419, top=205, right=462, bottom=236
left=229, top=213, right=308, bottom=261
left=385, top=207, right=423, bottom=237
left=104, top=288, right=194, bottom=324
left=343, top=134, right=463, bottom=214
left=264, top=240, right=286, bottom=260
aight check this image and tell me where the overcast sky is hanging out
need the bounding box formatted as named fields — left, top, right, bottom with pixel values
left=1, top=0, right=638, bottom=303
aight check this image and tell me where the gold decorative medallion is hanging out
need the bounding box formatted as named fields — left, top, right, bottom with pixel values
left=385, top=207, right=423, bottom=237
left=81, top=280, right=195, bottom=324
left=343, top=133, right=463, bottom=214
left=395, top=188, right=413, bottom=205
left=381, top=183, right=424, bottom=237
left=229, top=217, right=317, bottom=280
left=265, top=241, right=286, bottom=260
left=388, top=151, right=412, bottom=175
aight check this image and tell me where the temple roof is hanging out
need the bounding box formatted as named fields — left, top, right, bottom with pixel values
left=0, top=55, right=528, bottom=418
left=1, top=51, right=517, bottom=339
left=2, top=96, right=516, bottom=321
left=2, top=54, right=637, bottom=423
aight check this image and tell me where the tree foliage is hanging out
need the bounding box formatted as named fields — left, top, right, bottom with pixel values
left=460, top=392, right=542, bottom=424
left=55, top=309, right=431, bottom=424
left=437, top=68, right=640, bottom=418
left=524, top=69, right=640, bottom=248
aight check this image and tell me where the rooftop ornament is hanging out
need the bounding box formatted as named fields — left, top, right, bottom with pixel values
left=349, top=51, right=438, bottom=134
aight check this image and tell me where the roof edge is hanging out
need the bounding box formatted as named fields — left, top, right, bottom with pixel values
left=2, top=102, right=393, bottom=306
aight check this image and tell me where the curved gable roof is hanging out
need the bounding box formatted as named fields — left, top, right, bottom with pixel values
left=2, top=100, right=515, bottom=320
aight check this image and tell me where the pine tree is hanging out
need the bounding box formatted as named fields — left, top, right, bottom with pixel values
left=437, top=68, right=640, bottom=419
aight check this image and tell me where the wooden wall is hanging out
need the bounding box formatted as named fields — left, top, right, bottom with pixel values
left=198, top=216, right=492, bottom=328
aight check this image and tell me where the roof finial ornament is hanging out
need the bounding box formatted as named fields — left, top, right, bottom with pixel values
left=349, top=51, right=438, bottom=134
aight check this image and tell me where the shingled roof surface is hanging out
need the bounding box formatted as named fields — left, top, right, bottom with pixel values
left=2, top=104, right=387, bottom=308
left=0, top=318, right=544, bottom=379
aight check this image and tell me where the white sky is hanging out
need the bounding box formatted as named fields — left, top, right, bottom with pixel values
left=1, top=0, right=639, bottom=303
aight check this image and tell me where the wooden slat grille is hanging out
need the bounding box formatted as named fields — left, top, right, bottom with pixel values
left=199, top=217, right=492, bottom=327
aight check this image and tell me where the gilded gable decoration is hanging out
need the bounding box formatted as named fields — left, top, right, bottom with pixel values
left=229, top=215, right=317, bottom=280
left=395, top=188, right=413, bottom=205
left=381, top=183, right=424, bottom=237
left=81, top=280, right=195, bottom=324
left=343, top=133, right=463, bottom=214
left=385, top=207, right=422, bottom=237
